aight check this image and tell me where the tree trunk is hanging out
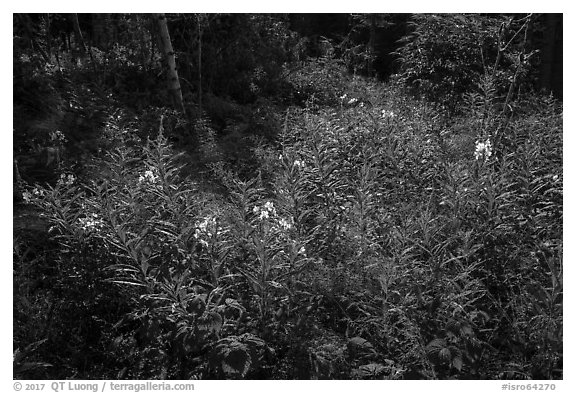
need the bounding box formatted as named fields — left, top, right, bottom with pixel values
left=197, top=15, right=203, bottom=114
left=368, top=14, right=376, bottom=77
left=153, top=13, right=186, bottom=114
left=91, top=13, right=110, bottom=50
left=552, top=14, right=563, bottom=98
left=13, top=159, right=23, bottom=203
left=539, top=13, right=559, bottom=94
left=45, top=14, right=52, bottom=59
left=69, top=13, right=87, bottom=53
left=69, top=14, right=97, bottom=72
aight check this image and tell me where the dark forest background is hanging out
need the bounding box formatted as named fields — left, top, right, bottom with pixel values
left=13, top=13, right=562, bottom=380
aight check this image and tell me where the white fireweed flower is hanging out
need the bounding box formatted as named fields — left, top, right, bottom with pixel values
left=298, top=246, right=306, bottom=256
left=138, top=169, right=159, bottom=184
left=293, top=160, right=304, bottom=168
left=255, top=201, right=277, bottom=220
left=381, top=109, right=396, bottom=119
left=22, top=190, right=33, bottom=203
left=77, top=213, right=104, bottom=232
left=474, top=139, right=493, bottom=161
left=31, top=187, right=45, bottom=197
left=278, top=217, right=293, bottom=230
left=50, top=130, right=67, bottom=143
left=347, top=97, right=358, bottom=105
left=249, top=82, right=259, bottom=93
left=58, top=173, right=75, bottom=186
left=196, top=217, right=217, bottom=234
left=194, top=217, right=222, bottom=247
left=263, top=201, right=276, bottom=214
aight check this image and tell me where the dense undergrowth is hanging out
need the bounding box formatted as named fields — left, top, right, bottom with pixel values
left=14, top=15, right=562, bottom=380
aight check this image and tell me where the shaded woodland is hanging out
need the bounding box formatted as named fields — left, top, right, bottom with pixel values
left=13, top=13, right=562, bottom=380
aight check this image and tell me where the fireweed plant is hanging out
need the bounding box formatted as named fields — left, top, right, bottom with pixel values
left=15, top=50, right=561, bottom=379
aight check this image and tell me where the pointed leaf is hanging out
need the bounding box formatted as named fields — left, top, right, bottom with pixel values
left=439, top=347, right=452, bottom=362
left=198, top=311, right=223, bottom=334
left=426, top=338, right=446, bottom=355
left=347, top=337, right=376, bottom=356
left=452, top=356, right=463, bottom=371
left=221, top=346, right=251, bottom=377
left=357, top=363, right=386, bottom=377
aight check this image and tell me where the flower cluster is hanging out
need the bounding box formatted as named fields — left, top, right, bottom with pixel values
left=50, top=130, right=67, bottom=143
left=253, top=201, right=277, bottom=220
left=22, top=187, right=46, bottom=204
left=474, top=139, right=493, bottom=161
left=58, top=173, right=75, bottom=187
left=77, top=212, right=104, bottom=233
left=253, top=201, right=296, bottom=235
left=278, top=154, right=305, bottom=169
left=288, top=240, right=307, bottom=257
left=381, top=109, right=396, bottom=119
left=277, top=217, right=293, bottom=231
left=340, top=94, right=360, bottom=106
left=194, top=216, right=224, bottom=247
left=138, top=169, right=159, bottom=184
left=293, top=160, right=305, bottom=169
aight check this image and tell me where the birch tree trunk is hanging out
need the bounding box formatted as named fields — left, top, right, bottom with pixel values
left=197, top=14, right=203, bottom=114
left=70, top=13, right=87, bottom=53
left=91, top=13, right=110, bottom=50
left=368, top=14, right=376, bottom=77
left=70, top=13, right=97, bottom=72
left=153, top=13, right=186, bottom=114
left=539, top=14, right=559, bottom=94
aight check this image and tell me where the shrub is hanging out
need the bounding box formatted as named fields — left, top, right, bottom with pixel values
left=396, top=14, right=533, bottom=112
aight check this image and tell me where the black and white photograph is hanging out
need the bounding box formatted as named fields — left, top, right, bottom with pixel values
left=12, top=9, right=563, bottom=383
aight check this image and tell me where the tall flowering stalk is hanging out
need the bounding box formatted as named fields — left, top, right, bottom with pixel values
left=474, top=138, right=493, bottom=161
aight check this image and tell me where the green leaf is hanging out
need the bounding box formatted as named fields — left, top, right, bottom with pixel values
left=14, top=361, right=52, bottom=373
left=210, top=336, right=262, bottom=378
left=198, top=311, right=223, bottom=334
left=354, top=363, right=386, bottom=378
left=460, top=323, right=474, bottom=337
left=452, top=356, right=463, bottom=371
left=439, top=347, right=452, bottom=362
left=188, top=296, right=206, bottom=316
left=347, top=337, right=376, bottom=357
left=267, top=280, right=284, bottom=289
left=221, top=346, right=251, bottom=377
left=224, top=298, right=246, bottom=312
left=109, top=279, right=147, bottom=288
left=425, top=338, right=446, bottom=355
